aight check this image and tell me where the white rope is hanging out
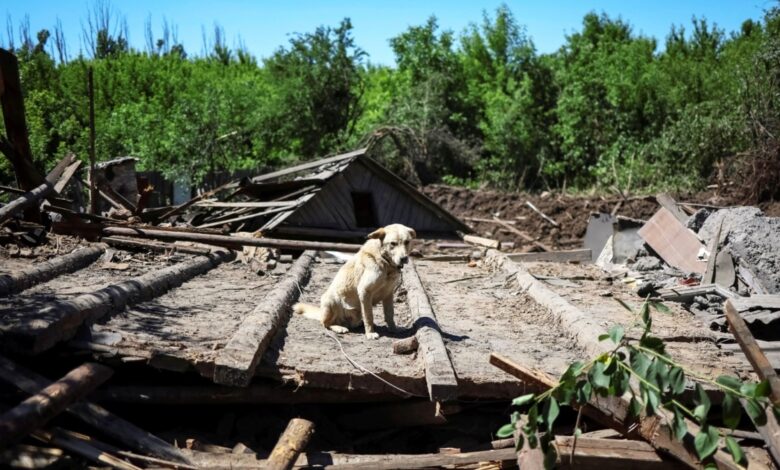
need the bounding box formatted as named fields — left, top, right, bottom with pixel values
left=325, top=330, right=427, bottom=399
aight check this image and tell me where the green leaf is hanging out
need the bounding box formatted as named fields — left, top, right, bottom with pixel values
left=669, top=366, right=686, bottom=395
left=496, top=423, right=515, bottom=438
left=576, top=380, right=592, bottom=405
left=615, top=298, right=635, bottom=313
left=693, top=384, right=711, bottom=423
left=543, top=444, right=558, bottom=470
left=640, top=301, right=651, bottom=328
left=716, top=375, right=742, bottom=393
left=598, top=333, right=610, bottom=342
left=589, top=361, right=610, bottom=389
left=646, top=387, right=660, bottom=415
left=628, top=396, right=643, bottom=417
left=755, top=380, right=771, bottom=398
left=650, top=301, right=671, bottom=314
left=744, top=398, right=767, bottom=426
left=515, top=432, right=525, bottom=451
left=560, top=361, right=585, bottom=382
left=512, top=394, right=535, bottom=407
left=611, top=367, right=629, bottom=397
left=608, top=324, right=624, bottom=344
left=651, top=359, right=670, bottom=392
left=672, top=407, right=688, bottom=440
left=630, top=349, right=652, bottom=378
left=639, top=335, right=666, bottom=354
left=544, top=397, right=560, bottom=432
left=693, top=424, right=720, bottom=460
left=724, top=435, right=746, bottom=465
left=722, top=394, right=741, bottom=430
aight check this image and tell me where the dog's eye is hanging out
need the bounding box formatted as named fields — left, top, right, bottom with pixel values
left=389, top=242, right=397, bottom=247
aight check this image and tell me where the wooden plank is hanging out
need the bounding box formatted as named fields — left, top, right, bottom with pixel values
left=0, top=362, right=113, bottom=448
left=267, top=418, right=315, bottom=470
left=0, top=355, right=192, bottom=463
left=196, top=204, right=297, bottom=229
left=0, top=184, right=71, bottom=205
left=52, top=159, right=82, bottom=195
left=194, top=201, right=296, bottom=208
left=492, top=216, right=551, bottom=252
left=158, top=181, right=238, bottom=221
left=0, top=181, right=54, bottom=223
left=252, top=148, right=366, bottom=183
left=313, top=448, right=516, bottom=469
left=102, top=236, right=212, bottom=256
left=724, top=300, right=780, bottom=466
left=489, top=353, right=757, bottom=470
left=0, top=244, right=105, bottom=297
left=0, top=48, right=44, bottom=190
left=2, top=249, right=234, bottom=354
left=703, top=220, right=723, bottom=284
left=402, top=260, right=459, bottom=401
left=101, top=226, right=362, bottom=253
left=462, top=234, right=500, bottom=250
left=526, top=200, right=559, bottom=227
left=507, top=249, right=592, bottom=263
left=213, top=251, right=316, bottom=386
left=655, top=193, right=689, bottom=224
left=638, top=208, right=706, bottom=274
left=554, top=436, right=686, bottom=469
left=32, top=427, right=141, bottom=470
left=658, top=284, right=737, bottom=302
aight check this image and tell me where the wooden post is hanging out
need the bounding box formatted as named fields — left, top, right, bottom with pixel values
left=402, top=260, right=459, bottom=401
left=267, top=418, right=315, bottom=470
left=87, top=66, right=98, bottom=215
left=462, top=234, right=500, bottom=250
left=0, top=354, right=192, bottom=464
left=213, top=251, right=316, bottom=386
left=0, top=362, right=113, bottom=448
left=0, top=48, right=44, bottom=190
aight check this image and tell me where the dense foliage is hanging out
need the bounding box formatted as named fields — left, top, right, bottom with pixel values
left=2, top=4, right=779, bottom=194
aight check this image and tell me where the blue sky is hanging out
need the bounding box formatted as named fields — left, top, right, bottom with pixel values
left=2, top=1, right=770, bottom=65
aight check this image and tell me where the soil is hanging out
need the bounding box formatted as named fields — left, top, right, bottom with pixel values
left=421, top=184, right=780, bottom=251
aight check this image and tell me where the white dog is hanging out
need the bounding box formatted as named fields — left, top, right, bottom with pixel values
left=293, top=224, right=416, bottom=339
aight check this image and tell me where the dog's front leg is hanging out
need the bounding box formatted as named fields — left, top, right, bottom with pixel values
left=382, top=295, right=397, bottom=332
left=358, top=276, right=380, bottom=340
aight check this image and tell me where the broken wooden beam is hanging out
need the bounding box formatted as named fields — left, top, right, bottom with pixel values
left=32, top=427, right=141, bottom=470
left=489, top=353, right=764, bottom=470
left=657, top=284, right=737, bottom=302
left=267, top=418, right=315, bottom=470
left=655, top=193, right=689, bottom=224
left=462, top=234, right=500, bottom=250
left=0, top=362, right=113, bottom=448
left=0, top=180, right=55, bottom=223
left=157, top=181, right=238, bottom=221
left=213, top=250, right=316, bottom=387
left=703, top=220, right=723, bottom=285
left=101, top=236, right=213, bottom=256
left=101, top=226, right=362, bottom=253
left=526, top=200, right=559, bottom=227
left=553, top=436, right=685, bottom=469
left=724, top=299, right=780, bottom=467
left=0, top=48, right=45, bottom=191
left=0, top=355, right=192, bottom=464
left=491, top=216, right=551, bottom=251
left=2, top=249, right=234, bottom=354
left=392, top=336, right=419, bottom=355
left=0, top=244, right=106, bottom=297
left=507, top=248, right=592, bottom=264
left=402, top=259, right=459, bottom=401
left=90, top=384, right=402, bottom=404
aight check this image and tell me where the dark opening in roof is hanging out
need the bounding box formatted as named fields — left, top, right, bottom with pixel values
left=351, top=191, right=377, bottom=228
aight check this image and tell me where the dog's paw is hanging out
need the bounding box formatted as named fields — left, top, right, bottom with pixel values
left=330, top=325, right=349, bottom=334
left=365, top=331, right=380, bottom=340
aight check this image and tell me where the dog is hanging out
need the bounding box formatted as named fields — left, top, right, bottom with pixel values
left=293, top=224, right=416, bottom=339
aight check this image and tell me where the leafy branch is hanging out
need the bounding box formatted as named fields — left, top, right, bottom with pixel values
left=496, top=299, right=779, bottom=468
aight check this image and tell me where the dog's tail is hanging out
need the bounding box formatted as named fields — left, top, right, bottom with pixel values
left=293, top=303, right=323, bottom=321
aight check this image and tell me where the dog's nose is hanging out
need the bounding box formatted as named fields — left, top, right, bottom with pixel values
left=401, top=256, right=409, bottom=265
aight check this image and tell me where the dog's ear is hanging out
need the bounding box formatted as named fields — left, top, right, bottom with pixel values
left=407, top=228, right=417, bottom=239
left=367, top=227, right=386, bottom=241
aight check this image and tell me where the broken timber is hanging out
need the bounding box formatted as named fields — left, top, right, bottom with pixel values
left=489, top=353, right=764, bottom=470
left=491, top=216, right=551, bottom=252
left=101, top=236, right=213, bottom=256
left=267, top=418, right=315, bottom=470
left=0, top=355, right=192, bottom=464
left=0, top=362, right=113, bottom=448
left=101, top=226, right=362, bottom=252
left=655, top=193, right=689, bottom=224
left=402, top=259, right=459, bottom=401
left=462, top=234, right=500, bottom=249
left=213, top=250, right=316, bottom=386
left=0, top=244, right=106, bottom=297
left=724, top=299, right=780, bottom=467
left=2, top=249, right=234, bottom=354
left=526, top=200, right=559, bottom=227
left=507, top=248, right=591, bottom=264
